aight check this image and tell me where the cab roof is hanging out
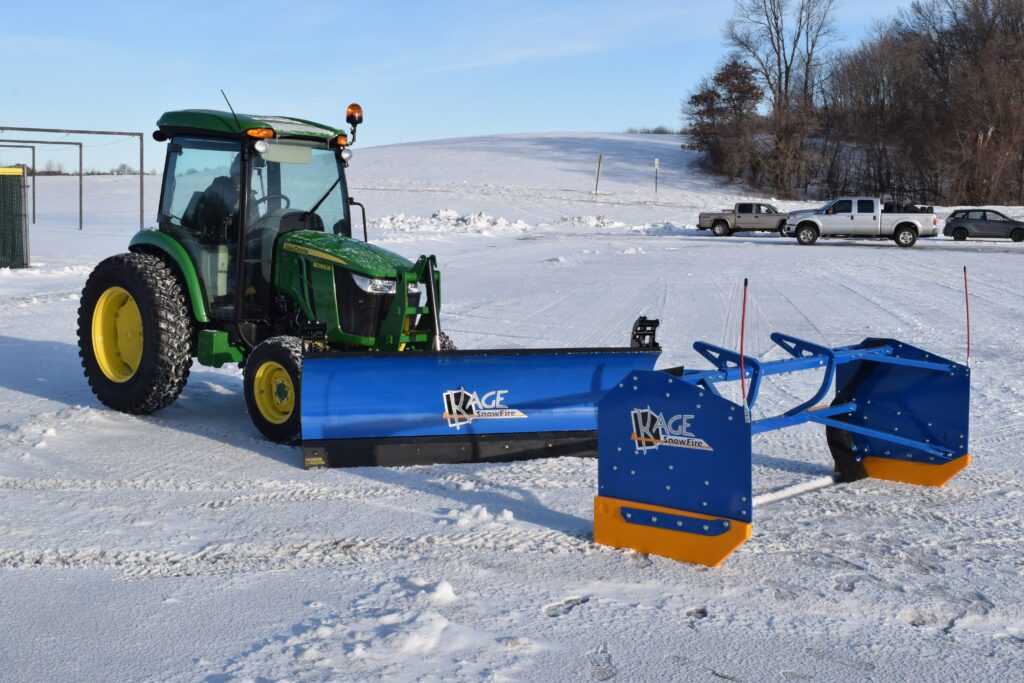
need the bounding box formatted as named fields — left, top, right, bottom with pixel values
left=155, top=109, right=343, bottom=141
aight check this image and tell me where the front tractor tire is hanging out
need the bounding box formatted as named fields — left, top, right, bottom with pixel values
left=77, top=253, right=193, bottom=414
left=244, top=336, right=303, bottom=444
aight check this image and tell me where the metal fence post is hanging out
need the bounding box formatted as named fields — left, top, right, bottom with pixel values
left=79, top=144, right=83, bottom=230
left=0, top=140, right=83, bottom=229
left=21, top=169, right=29, bottom=265
left=139, top=133, right=144, bottom=229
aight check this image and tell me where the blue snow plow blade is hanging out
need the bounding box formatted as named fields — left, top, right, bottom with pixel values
left=301, top=338, right=660, bottom=468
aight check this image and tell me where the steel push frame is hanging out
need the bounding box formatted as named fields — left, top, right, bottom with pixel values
left=594, top=332, right=970, bottom=567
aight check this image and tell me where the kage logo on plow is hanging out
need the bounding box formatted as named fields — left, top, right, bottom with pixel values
left=631, top=406, right=713, bottom=453
left=442, top=388, right=527, bottom=429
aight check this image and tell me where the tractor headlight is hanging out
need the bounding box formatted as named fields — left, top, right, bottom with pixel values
left=340, top=148, right=353, bottom=162
left=351, top=273, right=396, bottom=294
left=254, top=139, right=271, bottom=155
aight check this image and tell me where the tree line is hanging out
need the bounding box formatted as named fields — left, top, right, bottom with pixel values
left=683, top=0, right=1024, bottom=205
left=0, top=161, right=154, bottom=176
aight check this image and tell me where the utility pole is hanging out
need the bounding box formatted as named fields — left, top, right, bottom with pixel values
left=593, top=153, right=603, bottom=194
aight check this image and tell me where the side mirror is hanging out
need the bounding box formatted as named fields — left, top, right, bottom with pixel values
left=348, top=196, right=368, bottom=242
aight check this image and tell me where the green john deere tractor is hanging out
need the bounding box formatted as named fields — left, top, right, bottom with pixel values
left=77, top=104, right=450, bottom=443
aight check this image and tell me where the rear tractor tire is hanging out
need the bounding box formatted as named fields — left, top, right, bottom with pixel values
left=244, top=336, right=303, bottom=444
left=953, top=228, right=968, bottom=241
left=711, top=221, right=732, bottom=237
left=796, top=223, right=819, bottom=245
left=894, top=225, right=918, bottom=248
left=1012, top=228, right=1024, bottom=243
left=77, top=253, right=193, bottom=414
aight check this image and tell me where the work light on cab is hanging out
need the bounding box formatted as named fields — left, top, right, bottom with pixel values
left=346, top=103, right=363, bottom=125
left=245, top=127, right=275, bottom=139
left=346, top=103, right=363, bottom=143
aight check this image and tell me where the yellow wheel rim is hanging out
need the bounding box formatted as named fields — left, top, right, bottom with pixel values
left=253, top=360, right=295, bottom=425
left=92, top=286, right=144, bottom=383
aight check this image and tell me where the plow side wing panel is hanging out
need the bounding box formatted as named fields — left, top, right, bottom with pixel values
left=595, top=371, right=753, bottom=566
left=832, top=338, right=970, bottom=486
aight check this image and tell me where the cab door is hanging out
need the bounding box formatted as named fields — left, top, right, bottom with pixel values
left=158, top=136, right=243, bottom=320
left=821, top=199, right=853, bottom=232
left=735, top=203, right=754, bottom=230
left=756, top=204, right=779, bottom=230
left=853, top=199, right=878, bottom=235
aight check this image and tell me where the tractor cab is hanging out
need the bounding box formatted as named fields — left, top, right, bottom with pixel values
left=153, top=107, right=362, bottom=322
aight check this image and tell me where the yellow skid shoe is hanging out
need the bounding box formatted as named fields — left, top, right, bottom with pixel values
left=862, top=453, right=971, bottom=487
left=594, top=496, right=751, bottom=568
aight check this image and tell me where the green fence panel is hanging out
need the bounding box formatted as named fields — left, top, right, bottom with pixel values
left=0, top=168, right=29, bottom=268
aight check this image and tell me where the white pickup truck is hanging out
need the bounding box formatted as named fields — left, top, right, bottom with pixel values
left=784, top=197, right=938, bottom=247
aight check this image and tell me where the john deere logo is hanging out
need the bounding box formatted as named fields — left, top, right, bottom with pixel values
left=442, top=388, right=526, bottom=429
left=630, top=406, right=712, bottom=453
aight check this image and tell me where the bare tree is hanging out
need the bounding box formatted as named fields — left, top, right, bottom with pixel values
left=725, top=0, right=838, bottom=193
left=41, top=159, right=66, bottom=175
left=819, top=0, right=1024, bottom=204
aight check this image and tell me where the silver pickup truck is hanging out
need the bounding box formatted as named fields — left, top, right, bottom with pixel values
left=784, top=197, right=938, bottom=247
left=697, top=202, right=788, bottom=236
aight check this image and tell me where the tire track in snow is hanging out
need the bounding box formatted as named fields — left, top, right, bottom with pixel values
left=0, top=525, right=598, bottom=578
left=0, top=476, right=404, bottom=501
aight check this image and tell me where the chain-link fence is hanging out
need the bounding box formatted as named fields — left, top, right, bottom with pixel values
left=0, top=167, right=29, bottom=268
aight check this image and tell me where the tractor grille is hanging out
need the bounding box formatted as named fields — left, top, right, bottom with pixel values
left=334, top=270, right=394, bottom=339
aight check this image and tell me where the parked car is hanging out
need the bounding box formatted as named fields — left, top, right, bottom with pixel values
left=943, top=209, right=1024, bottom=242
left=784, top=197, right=938, bottom=247
left=697, top=202, right=788, bottom=236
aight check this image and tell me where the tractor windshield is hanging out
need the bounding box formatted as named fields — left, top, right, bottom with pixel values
left=248, top=141, right=349, bottom=236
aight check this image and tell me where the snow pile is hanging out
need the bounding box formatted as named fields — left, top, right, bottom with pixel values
left=443, top=504, right=513, bottom=527
left=550, top=215, right=626, bottom=230
left=372, top=209, right=531, bottom=236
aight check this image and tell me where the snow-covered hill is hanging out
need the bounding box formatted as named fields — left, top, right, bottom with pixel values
left=1, top=133, right=1021, bottom=681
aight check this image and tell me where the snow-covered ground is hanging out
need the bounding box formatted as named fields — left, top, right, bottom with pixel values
left=1, top=133, right=1022, bottom=681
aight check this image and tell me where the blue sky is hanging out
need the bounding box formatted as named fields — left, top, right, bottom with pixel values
left=0, top=0, right=910, bottom=171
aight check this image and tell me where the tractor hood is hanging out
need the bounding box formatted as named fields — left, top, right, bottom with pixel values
left=277, top=230, right=415, bottom=278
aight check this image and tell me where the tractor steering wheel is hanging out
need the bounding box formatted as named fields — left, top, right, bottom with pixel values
left=254, top=193, right=291, bottom=209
